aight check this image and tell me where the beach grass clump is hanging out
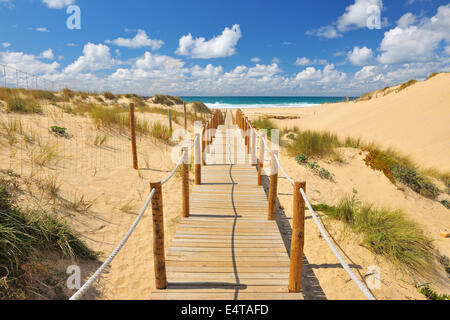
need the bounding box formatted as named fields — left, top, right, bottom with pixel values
left=102, top=91, right=116, bottom=100
left=0, top=182, right=96, bottom=299
left=5, top=94, right=42, bottom=114
left=312, top=194, right=435, bottom=276
left=150, top=121, right=171, bottom=143
left=364, top=149, right=440, bottom=199
left=251, top=117, right=278, bottom=140
left=397, top=79, right=418, bottom=92
left=61, top=88, right=75, bottom=100
left=189, top=101, right=212, bottom=114
left=287, top=130, right=340, bottom=158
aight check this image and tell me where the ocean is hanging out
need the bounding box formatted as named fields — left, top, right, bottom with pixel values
left=180, top=96, right=353, bottom=109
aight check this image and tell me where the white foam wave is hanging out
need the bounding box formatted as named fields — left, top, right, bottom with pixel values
left=204, top=102, right=320, bottom=109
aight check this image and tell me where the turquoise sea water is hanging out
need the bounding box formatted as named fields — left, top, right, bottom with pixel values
left=181, top=96, right=354, bottom=109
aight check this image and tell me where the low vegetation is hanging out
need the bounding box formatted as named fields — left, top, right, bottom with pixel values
left=285, top=127, right=445, bottom=200
left=251, top=117, right=278, bottom=139
left=364, top=149, right=440, bottom=199
left=149, top=94, right=184, bottom=106
left=295, top=154, right=335, bottom=181
left=188, top=101, right=212, bottom=114
left=312, top=193, right=436, bottom=277
left=0, top=178, right=96, bottom=299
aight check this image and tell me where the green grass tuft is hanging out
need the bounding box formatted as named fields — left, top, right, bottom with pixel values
left=312, top=195, right=436, bottom=277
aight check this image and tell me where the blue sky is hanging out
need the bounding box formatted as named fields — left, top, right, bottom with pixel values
left=0, top=0, right=449, bottom=96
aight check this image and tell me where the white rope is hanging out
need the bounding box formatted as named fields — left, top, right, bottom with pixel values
left=273, top=154, right=295, bottom=186
left=188, top=135, right=198, bottom=151
left=161, top=150, right=186, bottom=185
left=299, top=188, right=376, bottom=300
left=69, top=188, right=157, bottom=300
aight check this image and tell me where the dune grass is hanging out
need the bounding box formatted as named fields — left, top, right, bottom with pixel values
left=251, top=117, right=278, bottom=139
left=312, top=194, right=435, bottom=277
left=0, top=180, right=96, bottom=299
left=287, top=130, right=341, bottom=158
left=285, top=127, right=442, bottom=199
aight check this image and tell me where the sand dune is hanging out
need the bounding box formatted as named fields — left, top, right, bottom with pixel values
left=245, top=73, right=450, bottom=171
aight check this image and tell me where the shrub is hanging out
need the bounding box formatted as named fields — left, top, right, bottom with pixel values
left=61, top=88, right=75, bottom=99
left=364, top=149, right=440, bottom=199
left=103, top=91, right=116, bottom=100
left=50, top=126, right=67, bottom=136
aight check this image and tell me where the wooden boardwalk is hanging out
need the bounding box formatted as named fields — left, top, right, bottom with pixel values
left=150, top=111, right=303, bottom=300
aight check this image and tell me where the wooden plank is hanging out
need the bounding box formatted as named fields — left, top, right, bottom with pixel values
left=150, top=292, right=304, bottom=300
left=152, top=111, right=303, bottom=300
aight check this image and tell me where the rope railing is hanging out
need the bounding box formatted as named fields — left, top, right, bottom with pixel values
left=237, top=109, right=376, bottom=300
left=69, top=188, right=157, bottom=300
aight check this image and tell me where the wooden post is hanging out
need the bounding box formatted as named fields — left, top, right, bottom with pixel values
left=251, top=127, right=257, bottom=166
left=150, top=182, right=167, bottom=289
left=168, top=110, right=173, bottom=132
left=267, top=150, right=279, bottom=220
left=258, top=133, right=265, bottom=185
left=182, top=147, right=189, bottom=218
left=184, top=103, right=187, bottom=130
left=129, top=103, right=138, bottom=170
left=202, top=126, right=207, bottom=166
left=289, top=182, right=306, bottom=293
left=195, top=133, right=201, bottom=185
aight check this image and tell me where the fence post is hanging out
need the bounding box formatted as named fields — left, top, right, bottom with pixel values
left=184, top=103, right=187, bottom=130
left=182, top=147, right=190, bottom=218
left=202, top=126, right=207, bottom=166
left=195, top=133, right=201, bottom=185
left=251, top=127, right=257, bottom=166
left=150, top=181, right=167, bottom=289
left=168, top=110, right=173, bottom=132
left=268, top=150, right=279, bottom=220
left=129, top=103, right=138, bottom=170
left=289, top=181, right=306, bottom=293
left=258, top=133, right=265, bottom=185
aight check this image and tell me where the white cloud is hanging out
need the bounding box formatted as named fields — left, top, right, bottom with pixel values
left=42, top=0, right=75, bottom=9
left=295, top=57, right=311, bottom=66
left=296, top=64, right=347, bottom=85
left=64, top=43, right=116, bottom=74
left=307, top=0, right=386, bottom=39
left=36, top=27, right=50, bottom=32
left=378, top=4, right=450, bottom=64
left=337, top=0, right=384, bottom=31
left=296, top=67, right=322, bottom=81
left=176, top=24, right=242, bottom=59
left=295, top=57, right=328, bottom=66
left=251, top=57, right=261, bottom=63
left=306, top=26, right=341, bottom=39
left=40, top=48, right=54, bottom=60
left=0, top=51, right=59, bottom=74
left=190, top=64, right=223, bottom=79
left=354, top=65, right=378, bottom=80
left=397, top=12, right=416, bottom=29
left=348, top=46, right=374, bottom=65
left=1, top=42, right=11, bottom=48
left=106, top=30, right=164, bottom=50
left=445, top=46, right=450, bottom=55
left=272, top=57, right=280, bottom=64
